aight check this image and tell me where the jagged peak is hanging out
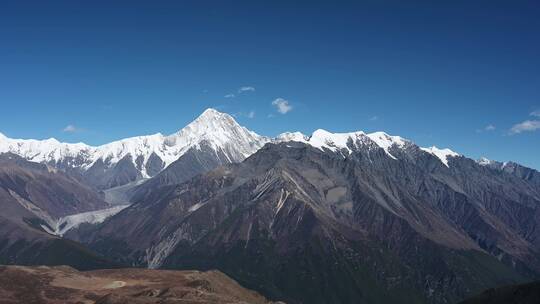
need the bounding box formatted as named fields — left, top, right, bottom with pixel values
left=291, top=129, right=409, bottom=159
left=420, top=146, right=459, bottom=167
left=193, top=108, right=235, bottom=124
left=200, top=107, right=223, bottom=116
left=172, top=108, right=240, bottom=137
left=166, top=108, right=261, bottom=148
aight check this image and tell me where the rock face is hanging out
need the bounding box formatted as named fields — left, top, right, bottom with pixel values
left=0, top=109, right=269, bottom=190
left=0, top=265, right=277, bottom=304
left=82, top=139, right=540, bottom=304
left=0, top=153, right=116, bottom=269
left=0, top=153, right=108, bottom=219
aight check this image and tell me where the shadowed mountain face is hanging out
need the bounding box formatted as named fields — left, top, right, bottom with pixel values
left=0, top=265, right=278, bottom=304
left=130, top=142, right=250, bottom=201
left=458, top=280, right=540, bottom=304
left=0, top=153, right=108, bottom=219
left=0, top=154, right=116, bottom=269
left=81, top=141, right=540, bottom=304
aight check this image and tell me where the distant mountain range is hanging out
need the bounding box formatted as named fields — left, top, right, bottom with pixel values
left=1, top=108, right=539, bottom=304
left=0, top=109, right=268, bottom=189
left=0, top=108, right=478, bottom=190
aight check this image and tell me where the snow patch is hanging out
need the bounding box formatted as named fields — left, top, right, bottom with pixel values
left=188, top=201, right=206, bottom=212
left=43, top=205, right=129, bottom=236
left=275, top=189, right=291, bottom=216
left=366, top=132, right=407, bottom=159
left=477, top=157, right=494, bottom=166
left=421, top=146, right=459, bottom=167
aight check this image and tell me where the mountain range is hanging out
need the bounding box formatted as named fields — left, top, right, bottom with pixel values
left=1, top=108, right=539, bottom=304
left=0, top=109, right=267, bottom=189
left=0, top=109, right=469, bottom=192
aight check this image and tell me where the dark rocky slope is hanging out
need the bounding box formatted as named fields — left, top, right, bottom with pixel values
left=459, top=280, right=540, bottom=304
left=82, top=140, right=540, bottom=304
left=0, top=153, right=116, bottom=269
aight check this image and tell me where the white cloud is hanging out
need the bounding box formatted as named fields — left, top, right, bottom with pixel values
left=369, top=116, right=378, bottom=121
left=476, top=124, right=496, bottom=133
left=509, top=120, right=540, bottom=134
left=530, top=110, right=540, bottom=117
left=238, top=86, right=255, bottom=93
left=225, top=86, right=255, bottom=99
left=234, top=110, right=256, bottom=119
left=62, top=124, right=78, bottom=133
left=272, top=98, right=293, bottom=114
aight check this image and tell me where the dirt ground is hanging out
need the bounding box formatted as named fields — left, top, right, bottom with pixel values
left=0, top=265, right=282, bottom=304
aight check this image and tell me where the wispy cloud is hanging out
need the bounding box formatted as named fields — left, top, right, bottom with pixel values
left=476, top=124, right=496, bottom=133
left=272, top=98, right=293, bottom=114
left=530, top=110, right=540, bottom=117
left=509, top=120, right=540, bottom=134
left=62, top=124, right=79, bottom=133
left=234, top=110, right=256, bottom=119
left=369, top=116, right=378, bottom=121
left=485, top=124, right=496, bottom=131
left=224, top=86, right=255, bottom=99
left=238, top=86, right=255, bottom=93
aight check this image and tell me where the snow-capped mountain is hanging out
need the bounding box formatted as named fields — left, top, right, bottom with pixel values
left=0, top=109, right=270, bottom=189
left=0, top=108, right=463, bottom=190
left=82, top=131, right=540, bottom=304
left=275, top=129, right=460, bottom=166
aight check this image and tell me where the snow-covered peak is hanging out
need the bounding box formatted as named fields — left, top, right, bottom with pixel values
left=421, top=146, right=459, bottom=167
left=0, top=109, right=269, bottom=179
left=281, top=129, right=409, bottom=159
left=308, top=129, right=365, bottom=153
left=165, top=108, right=269, bottom=161
left=1, top=108, right=471, bottom=183
left=275, top=132, right=309, bottom=143
left=92, top=133, right=167, bottom=170
left=477, top=157, right=494, bottom=166
left=0, top=134, right=92, bottom=164
left=366, top=132, right=407, bottom=159
left=170, top=108, right=240, bottom=139
left=199, top=107, right=226, bottom=119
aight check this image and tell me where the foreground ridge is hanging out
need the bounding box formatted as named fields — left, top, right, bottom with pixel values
left=0, top=265, right=280, bottom=304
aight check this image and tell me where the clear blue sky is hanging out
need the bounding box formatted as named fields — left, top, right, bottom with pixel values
left=0, top=1, right=539, bottom=169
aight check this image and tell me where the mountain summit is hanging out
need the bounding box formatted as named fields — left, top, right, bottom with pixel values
left=0, top=108, right=268, bottom=189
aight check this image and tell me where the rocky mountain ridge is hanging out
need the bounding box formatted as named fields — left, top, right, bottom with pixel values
left=79, top=139, right=540, bottom=304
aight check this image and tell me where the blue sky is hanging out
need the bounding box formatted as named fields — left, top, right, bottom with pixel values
left=0, top=1, right=539, bottom=169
